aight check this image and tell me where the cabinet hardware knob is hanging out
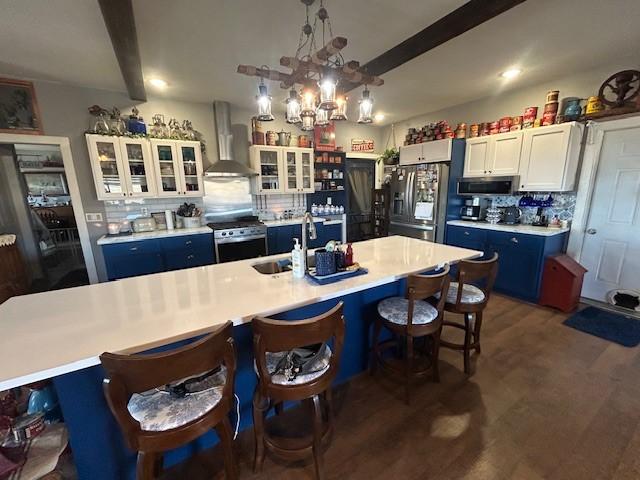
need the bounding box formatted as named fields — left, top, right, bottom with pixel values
left=185, top=240, right=192, bottom=245
left=464, top=231, right=470, bottom=236
left=187, top=254, right=194, bottom=260
left=129, top=247, right=138, bottom=251
left=586, top=228, right=597, bottom=235
left=510, top=237, right=519, bottom=244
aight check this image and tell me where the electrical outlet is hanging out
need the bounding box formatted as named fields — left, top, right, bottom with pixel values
left=327, top=197, right=332, bottom=205
left=85, top=212, right=103, bottom=223
left=140, top=207, right=149, bottom=217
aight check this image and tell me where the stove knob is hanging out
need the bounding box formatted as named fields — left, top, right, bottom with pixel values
left=240, top=230, right=244, bottom=235
left=221, top=232, right=226, bottom=236
left=229, top=231, right=233, bottom=235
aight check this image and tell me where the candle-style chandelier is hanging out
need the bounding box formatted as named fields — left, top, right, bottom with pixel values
left=237, top=0, right=384, bottom=127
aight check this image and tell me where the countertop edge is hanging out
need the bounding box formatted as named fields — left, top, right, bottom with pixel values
left=97, top=226, right=212, bottom=245
left=446, top=220, right=570, bottom=237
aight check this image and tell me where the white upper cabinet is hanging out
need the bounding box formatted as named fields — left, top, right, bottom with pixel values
left=176, top=141, right=204, bottom=197
left=150, top=139, right=204, bottom=197
left=463, top=137, right=491, bottom=177
left=463, top=132, right=522, bottom=177
left=518, top=122, right=584, bottom=191
left=87, top=134, right=157, bottom=200
left=400, top=138, right=453, bottom=165
left=251, top=146, right=313, bottom=195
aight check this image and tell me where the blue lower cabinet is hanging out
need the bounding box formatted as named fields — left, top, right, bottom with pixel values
left=445, top=225, right=566, bottom=303
left=267, top=222, right=326, bottom=254
left=103, top=234, right=215, bottom=280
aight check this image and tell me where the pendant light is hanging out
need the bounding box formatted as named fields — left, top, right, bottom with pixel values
left=300, top=89, right=316, bottom=117
left=330, top=96, right=347, bottom=121
left=301, top=115, right=315, bottom=131
left=256, top=80, right=274, bottom=121
left=315, top=107, right=330, bottom=126
left=285, top=89, right=302, bottom=124
left=357, top=86, right=373, bottom=124
left=318, top=77, right=338, bottom=110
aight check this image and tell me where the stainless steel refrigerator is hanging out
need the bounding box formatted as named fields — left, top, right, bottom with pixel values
left=388, top=163, right=450, bottom=243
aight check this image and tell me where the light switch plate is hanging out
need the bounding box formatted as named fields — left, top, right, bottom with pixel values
left=85, top=212, right=103, bottom=223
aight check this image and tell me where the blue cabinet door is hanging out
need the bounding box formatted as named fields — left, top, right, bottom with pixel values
left=486, top=231, right=544, bottom=302
left=267, top=228, right=278, bottom=255
left=103, top=240, right=164, bottom=280
left=323, top=223, right=342, bottom=244
left=161, top=234, right=215, bottom=271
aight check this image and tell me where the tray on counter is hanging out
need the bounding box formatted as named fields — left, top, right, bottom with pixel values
left=306, top=267, right=368, bottom=285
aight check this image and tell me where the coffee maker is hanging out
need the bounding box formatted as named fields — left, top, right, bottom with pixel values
left=460, top=197, right=486, bottom=221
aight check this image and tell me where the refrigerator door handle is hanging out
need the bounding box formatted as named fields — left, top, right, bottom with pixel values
left=407, top=171, right=415, bottom=220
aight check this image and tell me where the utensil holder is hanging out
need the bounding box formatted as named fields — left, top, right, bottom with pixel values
left=315, top=249, right=336, bottom=276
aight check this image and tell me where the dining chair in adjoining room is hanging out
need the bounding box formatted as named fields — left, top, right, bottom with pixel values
left=100, top=321, right=237, bottom=480
left=438, top=253, right=499, bottom=375
left=371, top=266, right=451, bottom=405
left=252, top=302, right=345, bottom=480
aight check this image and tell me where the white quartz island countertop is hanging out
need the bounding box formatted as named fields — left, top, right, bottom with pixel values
left=447, top=220, right=570, bottom=236
left=0, top=237, right=480, bottom=390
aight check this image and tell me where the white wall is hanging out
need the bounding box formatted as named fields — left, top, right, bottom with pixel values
left=382, top=61, right=635, bottom=147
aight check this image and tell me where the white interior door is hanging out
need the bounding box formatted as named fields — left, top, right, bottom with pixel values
left=581, top=124, right=640, bottom=301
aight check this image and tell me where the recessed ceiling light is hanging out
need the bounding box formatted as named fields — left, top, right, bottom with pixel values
left=500, top=68, right=522, bottom=80
left=374, top=113, right=385, bottom=122
left=148, top=78, right=168, bottom=89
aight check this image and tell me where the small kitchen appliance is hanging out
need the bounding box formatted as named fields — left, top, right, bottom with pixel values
left=502, top=206, right=522, bottom=225
left=457, top=176, right=520, bottom=196
left=132, top=217, right=156, bottom=233
left=460, top=197, right=485, bottom=221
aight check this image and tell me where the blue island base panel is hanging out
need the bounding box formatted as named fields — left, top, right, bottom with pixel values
left=53, top=279, right=405, bottom=480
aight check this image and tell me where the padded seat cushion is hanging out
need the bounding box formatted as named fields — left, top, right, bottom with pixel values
left=436, top=282, right=485, bottom=304
left=256, top=346, right=332, bottom=386
left=127, top=366, right=226, bottom=432
left=377, top=297, right=439, bottom=326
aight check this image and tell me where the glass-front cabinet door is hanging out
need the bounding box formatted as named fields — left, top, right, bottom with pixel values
left=284, top=150, right=300, bottom=193
left=299, top=149, right=313, bottom=192
left=86, top=135, right=128, bottom=200
left=119, top=138, right=156, bottom=197
left=252, top=147, right=283, bottom=194
left=151, top=139, right=181, bottom=197
left=177, top=141, right=204, bottom=197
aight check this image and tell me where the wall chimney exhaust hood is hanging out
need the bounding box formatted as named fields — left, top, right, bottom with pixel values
left=205, top=101, right=257, bottom=177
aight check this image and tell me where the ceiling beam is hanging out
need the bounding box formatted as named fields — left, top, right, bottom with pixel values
left=98, top=0, right=146, bottom=101
left=342, top=0, right=527, bottom=92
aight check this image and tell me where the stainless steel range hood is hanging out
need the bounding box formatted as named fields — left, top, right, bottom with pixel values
left=205, top=101, right=257, bottom=177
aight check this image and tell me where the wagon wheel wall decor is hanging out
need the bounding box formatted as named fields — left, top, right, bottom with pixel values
left=598, top=70, right=640, bottom=108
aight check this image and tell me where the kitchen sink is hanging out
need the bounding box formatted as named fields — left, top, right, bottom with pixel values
left=252, top=256, right=315, bottom=274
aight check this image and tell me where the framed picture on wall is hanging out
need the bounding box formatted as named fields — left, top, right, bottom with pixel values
left=314, top=123, right=336, bottom=151
left=0, top=78, right=43, bottom=135
left=23, top=172, right=69, bottom=196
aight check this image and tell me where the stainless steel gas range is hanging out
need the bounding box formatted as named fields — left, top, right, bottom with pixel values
left=208, top=218, right=267, bottom=263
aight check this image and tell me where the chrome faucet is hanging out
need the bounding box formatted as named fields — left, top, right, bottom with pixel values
left=301, top=212, right=317, bottom=272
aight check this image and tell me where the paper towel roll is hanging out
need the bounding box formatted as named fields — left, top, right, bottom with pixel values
left=165, top=210, right=175, bottom=230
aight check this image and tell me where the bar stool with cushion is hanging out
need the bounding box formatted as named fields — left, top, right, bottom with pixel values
left=438, top=253, right=499, bottom=375
left=100, top=321, right=237, bottom=480
left=252, top=302, right=345, bottom=480
left=371, top=266, right=451, bottom=405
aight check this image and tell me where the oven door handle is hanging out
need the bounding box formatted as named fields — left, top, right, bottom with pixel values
left=215, top=234, right=267, bottom=245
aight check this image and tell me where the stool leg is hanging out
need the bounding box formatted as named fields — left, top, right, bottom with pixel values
left=325, top=387, right=334, bottom=428
left=473, top=311, right=483, bottom=354
left=252, top=391, right=266, bottom=473
left=405, top=335, right=414, bottom=405
left=136, top=451, right=159, bottom=480
left=311, top=394, right=326, bottom=480
left=463, top=313, right=472, bottom=375
left=370, top=317, right=381, bottom=375
left=432, top=329, right=441, bottom=383
left=215, top=416, right=238, bottom=480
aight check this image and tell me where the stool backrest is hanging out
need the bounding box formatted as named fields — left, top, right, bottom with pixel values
left=253, top=302, right=345, bottom=401
left=100, top=321, right=236, bottom=447
left=454, top=253, right=499, bottom=306
left=405, top=265, right=451, bottom=332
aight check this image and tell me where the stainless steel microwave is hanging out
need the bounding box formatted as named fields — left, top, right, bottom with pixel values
left=457, top=176, right=520, bottom=196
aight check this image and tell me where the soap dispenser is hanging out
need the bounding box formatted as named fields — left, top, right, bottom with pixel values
left=291, top=238, right=305, bottom=278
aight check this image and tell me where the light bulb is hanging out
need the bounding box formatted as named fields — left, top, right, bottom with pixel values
left=315, top=107, right=330, bottom=126
left=301, top=115, right=315, bottom=131
left=318, top=77, right=338, bottom=110
left=358, top=88, right=373, bottom=124
left=300, top=90, right=316, bottom=117
left=330, top=97, right=348, bottom=121
left=256, top=83, right=274, bottom=121
left=286, top=89, right=302, bottom=124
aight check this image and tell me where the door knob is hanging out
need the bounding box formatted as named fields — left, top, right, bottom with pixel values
left=586, top=228, right=597, bottom=235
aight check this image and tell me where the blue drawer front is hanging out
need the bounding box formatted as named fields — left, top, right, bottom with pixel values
left=103, top=240, right=164, bottom=280
left=446, top=225, right=487, bottom=252
left=160, top=233, right=212, bottom=252
left=164, top=248, right=214, bottom=271
left=102, top=240, right=161, bottom=257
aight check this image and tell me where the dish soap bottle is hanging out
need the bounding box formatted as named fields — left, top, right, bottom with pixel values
left=291, top=238, right=305, bottom=278
left=345, top=243, right=354, bottom=266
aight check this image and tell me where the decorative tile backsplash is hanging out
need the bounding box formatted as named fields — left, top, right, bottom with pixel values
left=489, top=192, right=576, bottom=224
left=104, top=198, right=204, bottom=223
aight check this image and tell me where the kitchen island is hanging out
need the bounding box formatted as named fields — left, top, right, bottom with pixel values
left=0, top=236, right=480, bottom=479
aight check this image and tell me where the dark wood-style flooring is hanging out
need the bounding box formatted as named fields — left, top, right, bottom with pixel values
left=163, top=294, right=640, bottom=479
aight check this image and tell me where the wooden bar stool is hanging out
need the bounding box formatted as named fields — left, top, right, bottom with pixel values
left=252, top=302, right=345, bottom=480
left=100, top=322, right=237, bottom=480
left=371, top=266, right=451, bottom=404
left=439, top=253, right=499, bottom=375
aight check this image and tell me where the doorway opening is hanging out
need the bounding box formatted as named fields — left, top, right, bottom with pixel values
left=0, top=143, right=89, bottom=292
left=346, top=158, right=375, bottom=242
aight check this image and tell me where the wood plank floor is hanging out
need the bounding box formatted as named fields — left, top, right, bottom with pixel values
left=162, top=294, right=640, bottom=479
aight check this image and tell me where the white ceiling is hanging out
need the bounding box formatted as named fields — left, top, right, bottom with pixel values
left=0, top=0, right=639, bottom=125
